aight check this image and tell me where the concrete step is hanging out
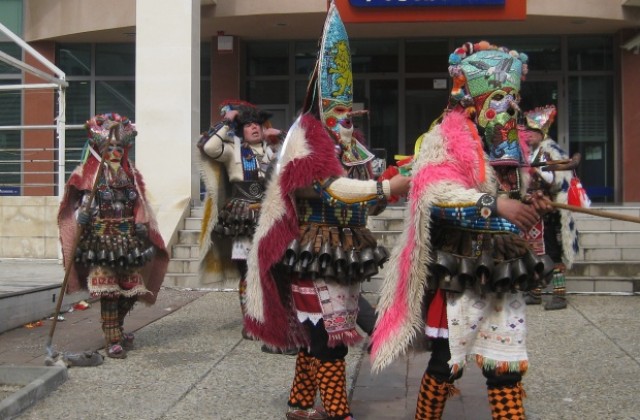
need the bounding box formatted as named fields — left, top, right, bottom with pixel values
left=172, top=244, right=200, bottom=259
left=566, top=276, right=640, bottom=294
left=167, top=258, right=199, bottom=275
left=190, top=206, right=204, bottom=218
left=569, top=261, right=640, bottom=278
left=576, top=246, right=640, bottom=262
left=177, top=229, right=200, bottom=245
left=163, top=272, right=237, bottom=290
left=184, top=217, right=204, bottom=230
left=578, top=231, right=640, bottom=248
left=0, top=285, right=89, bottom=335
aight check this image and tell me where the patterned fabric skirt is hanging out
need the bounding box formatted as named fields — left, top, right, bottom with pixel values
left=290, top=276, right=361, bottom=348
left=88, top=265, right=149, bottom=298
left=425, top=227, right=537, bottom=374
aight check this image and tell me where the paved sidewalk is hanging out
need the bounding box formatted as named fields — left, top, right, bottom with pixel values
left=0, top=286, right=638, bottom=419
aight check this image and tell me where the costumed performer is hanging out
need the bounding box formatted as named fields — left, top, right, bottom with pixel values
left=58, top=113, right=168, bottom=359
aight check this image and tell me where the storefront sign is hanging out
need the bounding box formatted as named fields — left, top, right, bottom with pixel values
left=349, top=0, right=505, bottom=7
left=335, top=0, right=525, bottom=23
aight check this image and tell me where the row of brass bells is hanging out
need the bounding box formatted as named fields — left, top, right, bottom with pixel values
left=283, top=241, right=381, bottom=282
left=434, top=250, right=555, bottom=295
left=76, top=245, right=154, bottom=268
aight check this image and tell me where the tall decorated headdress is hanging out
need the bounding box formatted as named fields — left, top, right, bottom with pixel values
left=316, top=2, right=352, bottom=135
left=297, top=1, right=373, bottom=167
left=448, top=41, right=529, bottom=164
left=84, top=113, right=136, bottom=160
left=524, top=105, right=556, bottom=138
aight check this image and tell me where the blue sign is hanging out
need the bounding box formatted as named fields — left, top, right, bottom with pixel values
left=0, top=186, right=20, bottom=196
left=349, top=0, right=505, bottom=7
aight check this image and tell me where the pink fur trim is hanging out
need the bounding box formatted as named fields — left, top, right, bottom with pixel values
left=371, top=110, right=485, bottom=363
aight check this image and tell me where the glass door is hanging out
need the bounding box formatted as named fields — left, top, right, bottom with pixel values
left=519, top=77, right=562, bottom=148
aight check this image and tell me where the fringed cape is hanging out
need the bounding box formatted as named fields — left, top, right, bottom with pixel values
left=370, top=110, right=526, bottom=373
left=197, top=137, right=240, bottom=286
left=243, top=114, right=344, bottom=348
left=57, top=155, right=168, bottom=304
left=537, top=138, right=579, bottom=268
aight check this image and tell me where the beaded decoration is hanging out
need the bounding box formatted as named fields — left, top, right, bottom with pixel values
left=524, top=105, right=556, bottom=138
left=448, top=40, right=529, bottom=108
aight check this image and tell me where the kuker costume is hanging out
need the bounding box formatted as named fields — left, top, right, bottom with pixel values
left=58, top=113, right=168, bottom=359
left=243, top=3, right=391, bottom=419
left=371, top=42, right=553, bottom=420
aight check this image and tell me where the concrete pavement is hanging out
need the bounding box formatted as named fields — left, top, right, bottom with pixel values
left=0, top=263, right=639, bottom=419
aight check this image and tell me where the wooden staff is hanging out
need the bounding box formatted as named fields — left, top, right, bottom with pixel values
left=551, top=202, right=640, bottom=224
left=527, top=159, right=572, bottom=168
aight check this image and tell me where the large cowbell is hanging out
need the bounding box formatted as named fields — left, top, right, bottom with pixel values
left=317, top=2, right=353, bottom=135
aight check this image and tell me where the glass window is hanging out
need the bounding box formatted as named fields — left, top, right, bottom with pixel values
left=405, top=78, right=450, bottom=152
left=65, top=81, right=91, bottom=124
left=0, top=0, right=23, bottom=36
left=201, top=42, right=211, bottom=78
left=0, top=78, right=21, bottom=191
left=294, top=41, right=319, bottom=76
left=455, top=37, right=562, bottom=72
left=568, top=76, right=614, bottom=202
left=246, top=80, right=288, bottom=105
left=63, top=130, right=87, bottom=178
left=294, top=80, right=308, bottom=113
left=247, top=42, right=288, bottom=76
left=369, top=79, right=398, bottom=161
left=95, top=43, right=135, bottom=76
left=96, top=81, right=135, bottom=119
left=201, top=42, right=212, bottom=131
left=0, top=130, right=21, bottom=191
left=351, top=40, right=398, bottom=73
left=0, top=79, right=21, bottom=125
left=0, top=42, right=21, bottom=74
left=405, top=39, right=449, bottom=73
left=57, top=44, right=91, bottom=76
left=201, top=80, right=211, bottom=131
left=568, top=36, right=613, bottom=71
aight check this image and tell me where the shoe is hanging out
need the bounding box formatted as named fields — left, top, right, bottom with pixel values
left=106, top=343, right=127, bottom=359
left=261, top=344, right=298, bottom=355
left=122, top=333, right=135, bottom=350
left=544, top=295, right=567, bottom=310
left=524, top=293, right=541, bottom=305
left=286, top=406, right=328, bottom=420
left=242, top=328, right=255, bottom=340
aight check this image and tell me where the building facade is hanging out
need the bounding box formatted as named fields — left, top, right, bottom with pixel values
left=1, top=0, right=639, bottom=257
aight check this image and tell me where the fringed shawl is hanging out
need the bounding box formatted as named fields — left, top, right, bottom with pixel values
left=57, top=156, right=168, bottom=304
left=243, top=114, right=344, bottom=348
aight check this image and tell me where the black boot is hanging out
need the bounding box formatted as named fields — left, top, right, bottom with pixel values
left=524, top=288, right=541, bottom=305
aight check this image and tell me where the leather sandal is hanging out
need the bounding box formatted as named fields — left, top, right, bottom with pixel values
left=106, top=343, right=127, bottom=359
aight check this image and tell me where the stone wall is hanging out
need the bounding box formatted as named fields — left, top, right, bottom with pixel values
left=0, top=197, right=60, bottom=259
